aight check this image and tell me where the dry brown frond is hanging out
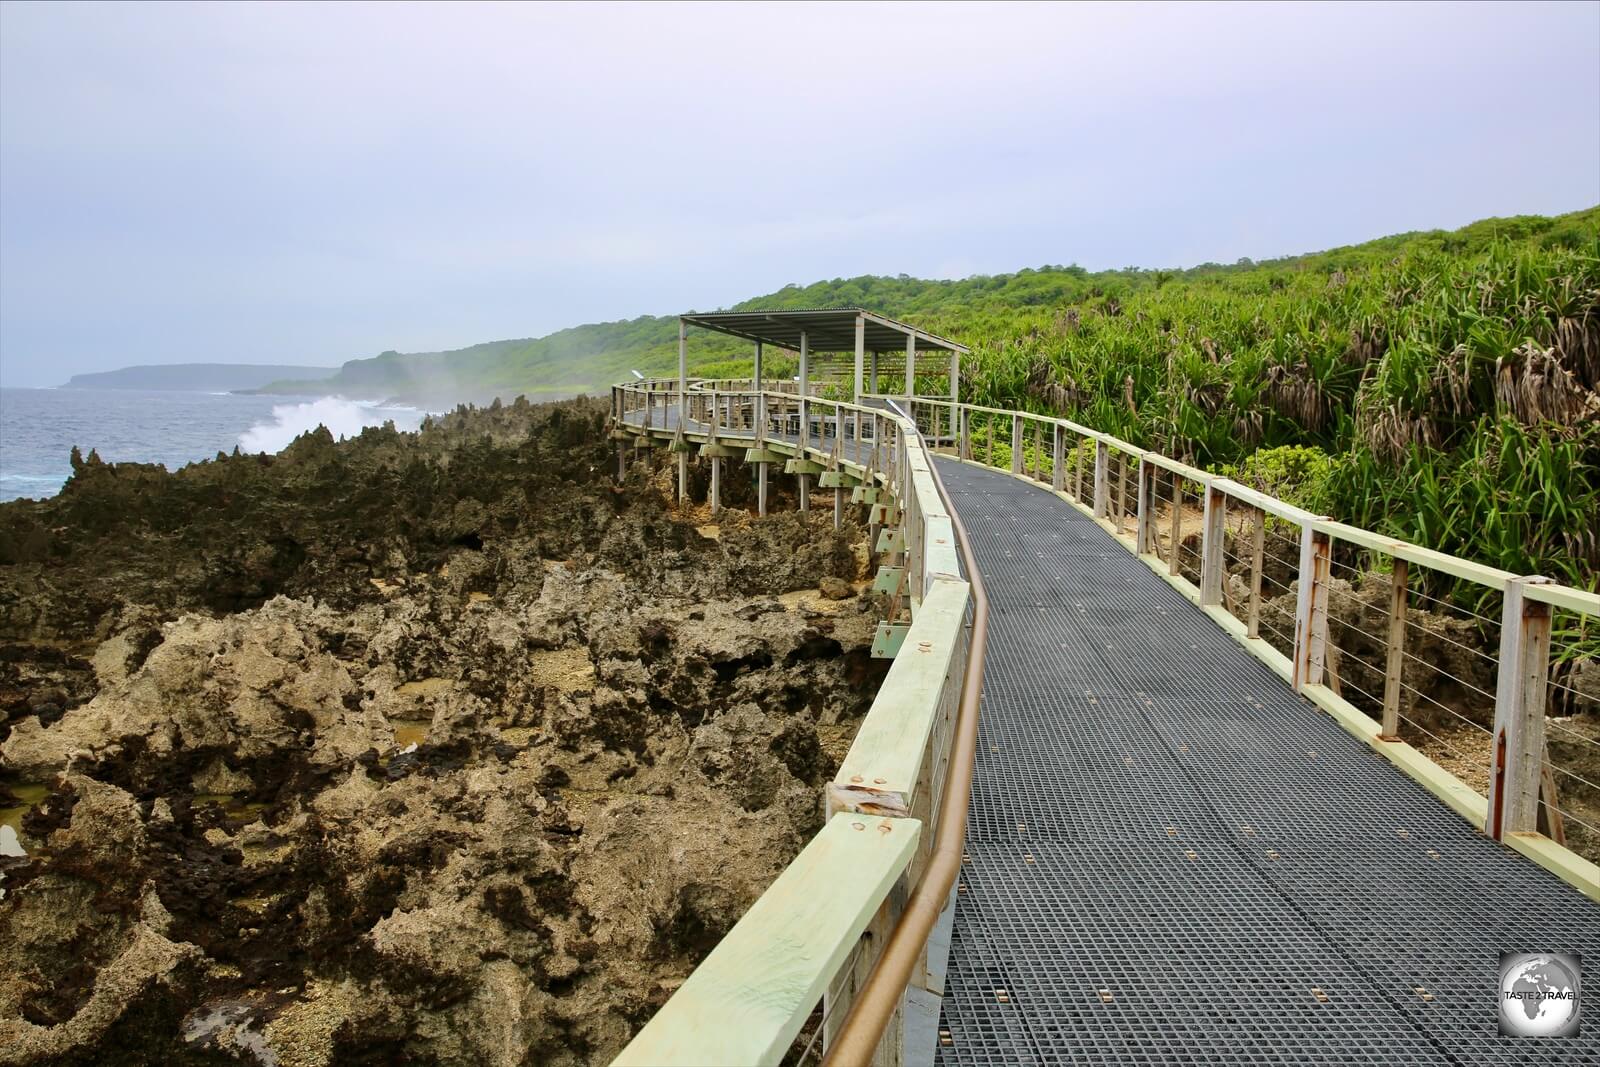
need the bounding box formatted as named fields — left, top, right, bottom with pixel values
left=1356, top=402, right=1440, bottom=462
left=1343, top=324, right=1385, bottom=370
left=1264, top=362, right=1329, bottom=431
left=1025, top=358, right=1079, bottom=413
left=1494, top=343, right=1600, bottom=429
left=1554, top=305, right=1600, bottom=391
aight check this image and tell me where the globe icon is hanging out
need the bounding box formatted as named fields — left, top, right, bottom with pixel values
left=1500, top=954, right=1581, bottom=1037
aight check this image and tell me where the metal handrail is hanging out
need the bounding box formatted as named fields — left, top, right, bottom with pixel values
left=823, top=406, right=990, bottom=1064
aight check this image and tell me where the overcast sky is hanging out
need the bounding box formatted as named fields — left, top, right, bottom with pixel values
left=1, top=1, right=1596, bottom=387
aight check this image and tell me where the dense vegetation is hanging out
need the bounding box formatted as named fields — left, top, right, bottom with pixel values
left=275, top=207, right=1600, bottom=587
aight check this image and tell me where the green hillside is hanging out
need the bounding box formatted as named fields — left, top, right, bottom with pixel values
left=271, top=206, right=1600, bottom=585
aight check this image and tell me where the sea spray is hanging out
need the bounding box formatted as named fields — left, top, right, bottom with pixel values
left=237, top=396, right=425, bottom=453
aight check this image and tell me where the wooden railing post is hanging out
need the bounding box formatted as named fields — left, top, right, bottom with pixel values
left=1292, top=526, right=1332, bottom=690
left=1168, top=472, right=1183, bottom=576
left=1135, top=458, right=1153, bottom=554
left=1379, top=558, right=1407, bottom=739
left=1010, top=415, right=1022, bottom=475
left=959, top=408, right=971, bottom=460
left=1032, top=422, right=1042, bottom=481
left=1074, top=438, right=1085, bottom=504
left=1113, top=452, right=1128, bottom=533
left=1051, top=425, right=1065, bottom=492
left=1488, top=576, right=1554, bottom=839
left=1092, top=441, right=1109, bottom=519
left=1199, top=484, right=1225, bottom=606
left=1246, top=506, right=1265, bottom=637
left=985, top=415, right=995, bottom=467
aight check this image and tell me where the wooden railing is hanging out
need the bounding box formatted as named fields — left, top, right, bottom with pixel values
left=904, top=395, right=1599, bottom=899
left=612, top=381, right=980, bottom=1065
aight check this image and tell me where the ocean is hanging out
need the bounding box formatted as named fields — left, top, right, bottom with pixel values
left=0, top=388, right=427, bottom=503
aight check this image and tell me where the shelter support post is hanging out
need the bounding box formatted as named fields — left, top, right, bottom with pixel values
left=854, top=317, right=865, bottom=402
left=905, top=333, right=916, bottom=403
left=677, top=320, right=688, bottom=503
left=754, top=341, right=764, bottom=443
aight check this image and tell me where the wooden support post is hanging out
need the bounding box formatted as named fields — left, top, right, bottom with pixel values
left=1168, top=472, right=1183, bottom=576
left=1292, top=527, right=1332, bottom=690
left=1488, top=576, right=1554, bottom=839
left=1379, top=558, right=1408, bottom=738
left=870, top=350, right=879, bottom=394
left=709, top=458, right=722, bottom=514
left=1114, top=452, right=1128, bottom=533
left=1135, top=459, right=1153, bottom=554
left=678, top=450, right=688, bottom=504
left=1247, top=506, right=1265, bottom=637
left=1051, top=425, right=1065, bottom=492
left=834, top=487, right=843, bottom=529
left=1074, top=438, right=1085, bottom=503
left=1032, top=422, right=1042, bottom=481
left=985, top=416, right=994, bottom=467
left=1092, top=441, right=1109, bottom=518
left=799, top=475, right=810, bottom=514
left=959, top=408, right=971, bottom=461
left=1010, top=415, right=1022, bottom=475
left=1199, top=484, right=1225, bottom=606
left=757, top=462, right=769, bottom=517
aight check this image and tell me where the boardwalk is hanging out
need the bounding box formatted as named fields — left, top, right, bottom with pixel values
left=933, top=457, right=1598, bottom=1066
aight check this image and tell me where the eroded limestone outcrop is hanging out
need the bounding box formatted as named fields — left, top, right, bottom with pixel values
left=0, top=399, right=885, bottom=1065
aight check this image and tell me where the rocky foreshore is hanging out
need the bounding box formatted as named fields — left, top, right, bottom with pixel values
left=0, top=398, right=884, bottom=1065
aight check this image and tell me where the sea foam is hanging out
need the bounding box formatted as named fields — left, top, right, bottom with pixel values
left=237, top=396, right=423, bottom=454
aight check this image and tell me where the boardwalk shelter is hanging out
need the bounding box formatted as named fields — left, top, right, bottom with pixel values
left=660, top=308, right=971, bottom=517
left=676, top=308, right=970, bottom=405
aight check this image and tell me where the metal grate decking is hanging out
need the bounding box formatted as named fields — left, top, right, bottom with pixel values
left=934, top=459, right=1599, bottom=1066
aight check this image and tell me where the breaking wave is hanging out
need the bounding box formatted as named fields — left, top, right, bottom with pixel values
left=237, top=396, right=424, bottom=454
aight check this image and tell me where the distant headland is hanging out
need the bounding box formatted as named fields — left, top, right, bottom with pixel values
left=60, top=363, right=338, bottom=393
